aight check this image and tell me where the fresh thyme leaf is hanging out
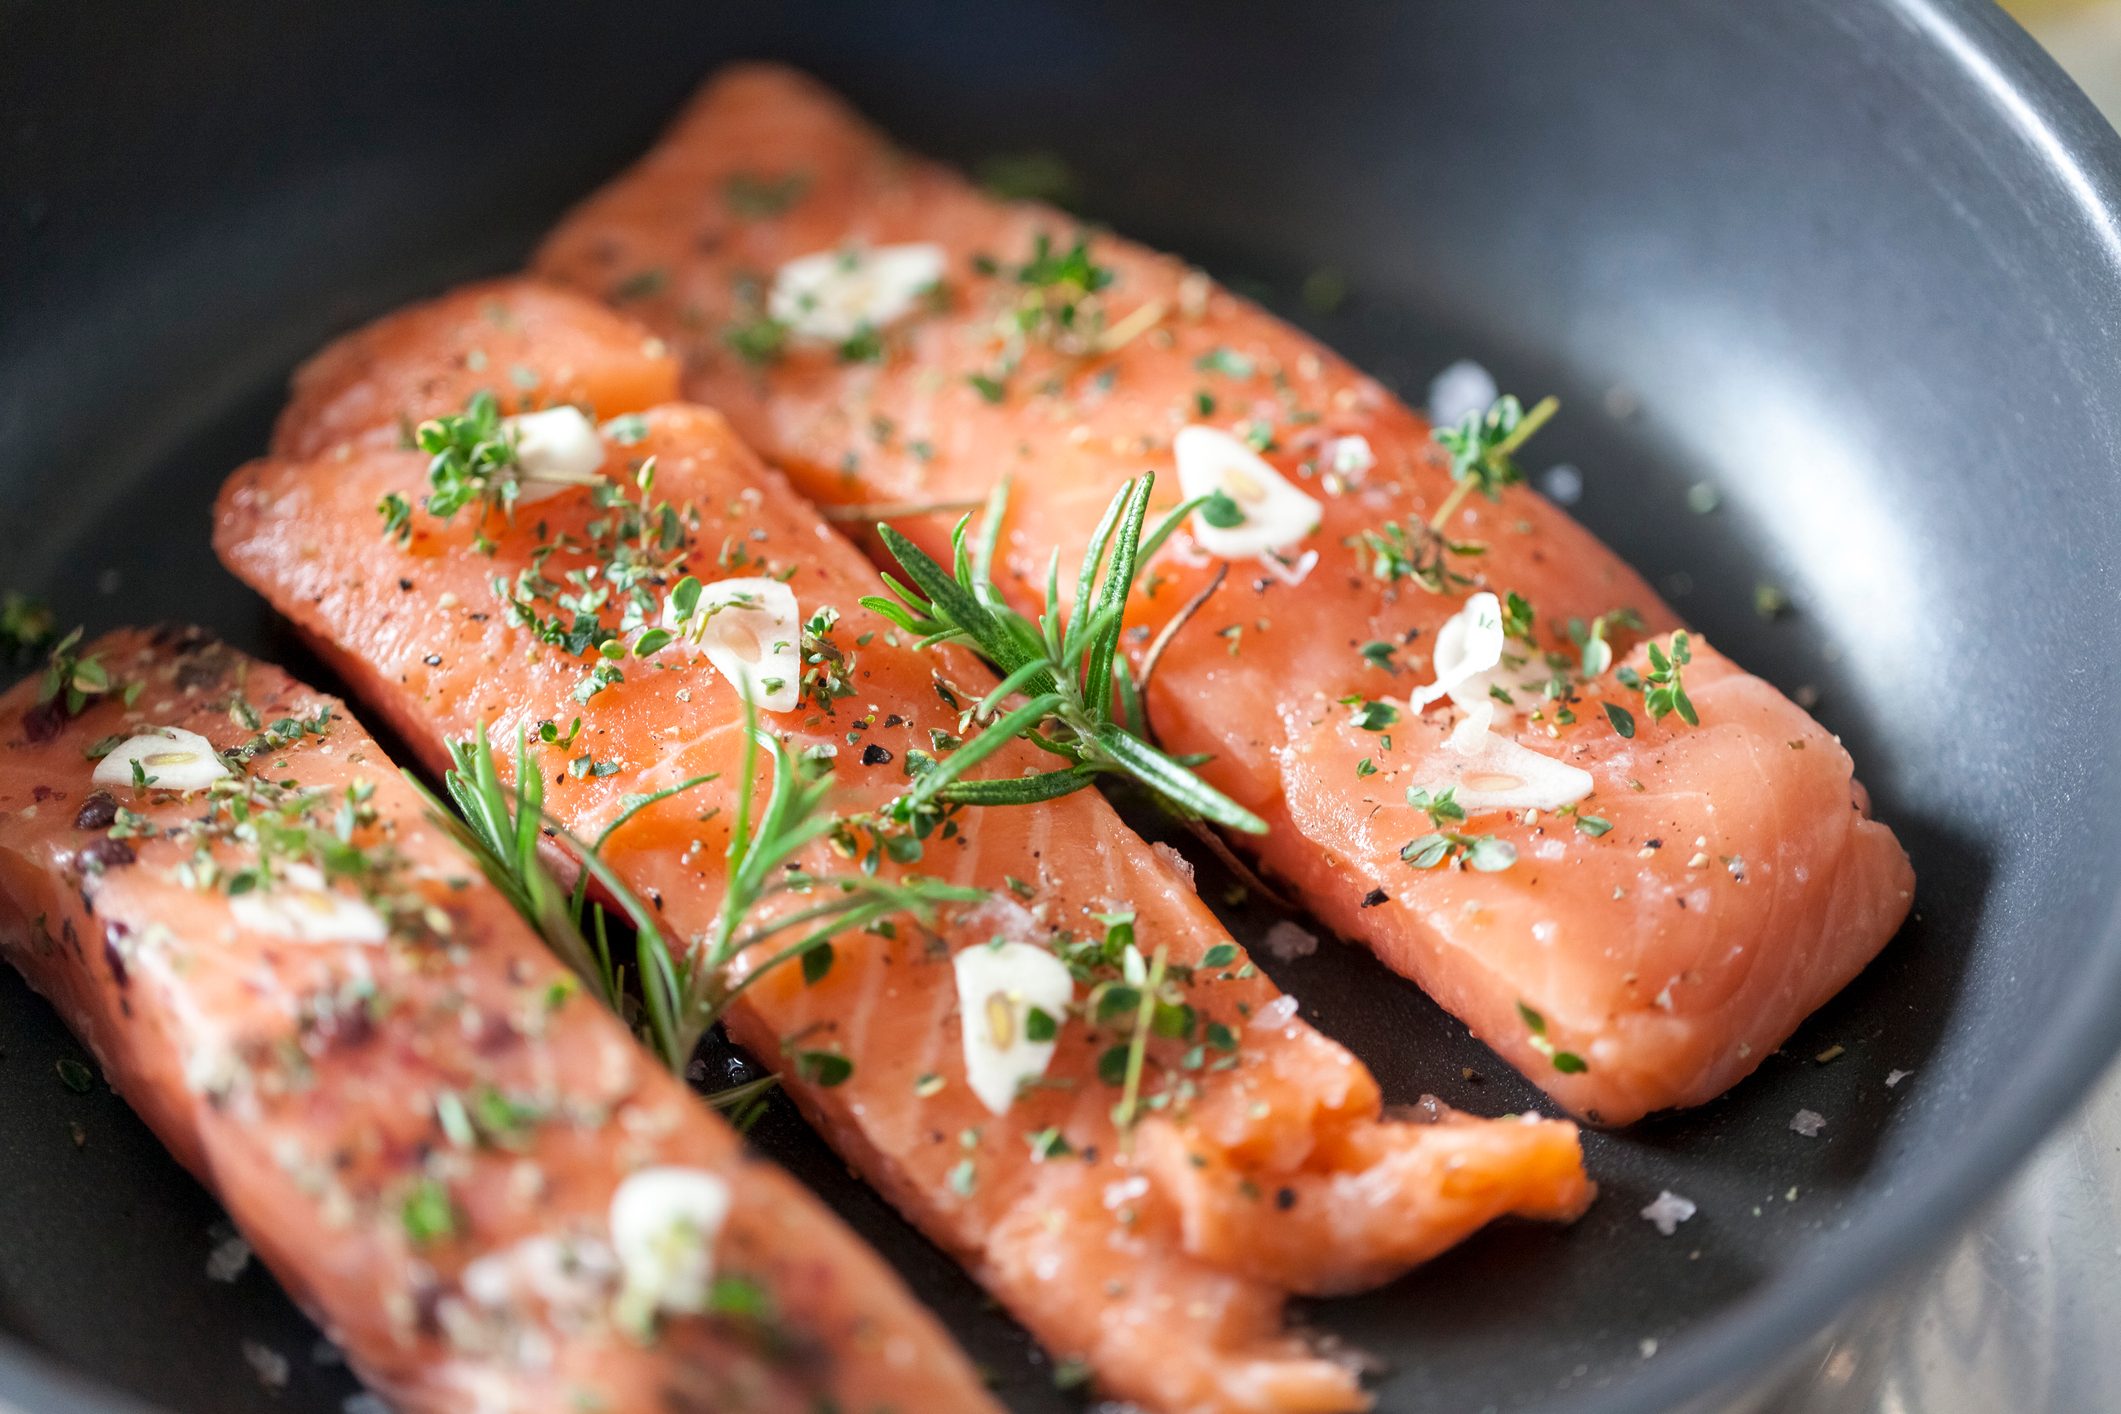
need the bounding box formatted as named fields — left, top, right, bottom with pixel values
left=611, top=267, right=667, bottom=302
left=794, top=1049, right=853, bottom=1087
left=400, top=1176, right=458, bottom=1245
left=724, top=313, right=789, bottom=368
left=1199, top=490, right=1245, bottom=529
left=36, top=628, right=120, bottom=717
left=1194, top=347, right=1255, bottom=379
left=724, top=171, right=811, bottom=218
left=1406, top=786, right=1466, bottom=827
left=1342, top=696, right=1399, bottom=733
left=1402, top=827, right=1515, bottom=872
left=1518, top=998, right=1587, bottom=1072
left=1603, top=701, right=1637, bottom=739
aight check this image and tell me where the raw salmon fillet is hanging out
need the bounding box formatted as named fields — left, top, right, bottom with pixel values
left=532, top=64, right=1917, bottom=1124
left=0, top=627, right=994, bottom=1414
left=218, top=280, right=1594, bottom=1414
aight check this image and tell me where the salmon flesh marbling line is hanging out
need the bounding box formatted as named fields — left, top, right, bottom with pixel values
left=219, top=280, right=1594, bottom=1414
left=530, top=63, right=1918, bottom=1125
left=0, top=627, right=995, bottom=1414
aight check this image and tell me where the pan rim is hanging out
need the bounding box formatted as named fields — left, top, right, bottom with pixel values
left=8, top=1, right=2121, bottom=1410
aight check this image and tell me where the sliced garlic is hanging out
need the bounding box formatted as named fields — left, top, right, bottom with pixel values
left=1324, top=434, right=1376, bottom=479
left=1415, top=702, right=1593, bottom=813
left=92, top=727, right=231, bottom=792
left=503, top=406, right=607, bottom=505
left=1408, top=592, right=1507, bottom=711
left=664, top=577, right=802, bottom=713
left=1409, top=591, right=1564, bottom=716
left=952, top=939, right=1075, bottom=1116
left=609, top=1166, right=731, bottom=1324
left=1173, top=425, right=1323, bottom=558
left=769, top=243, right=946, bottom=345
left=229, top=863, right=389, bottom=945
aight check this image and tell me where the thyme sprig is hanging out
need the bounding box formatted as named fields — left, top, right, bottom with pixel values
left=862, top=476, right=1267, bottom=835
left=1351, top=392, right=1559, bottom=593
left=39, top=628, right=116, bottom=714
left=1606, top=630, right=1698, bottom=739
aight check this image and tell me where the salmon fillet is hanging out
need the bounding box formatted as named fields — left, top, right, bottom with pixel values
left=273, top=277, right=681, bottom=460
left=0, top=627, right=994, bottom=1414
left=218, top=280, right=1594, bottom=1414
left=531, top=64, right=1917, bottom=1125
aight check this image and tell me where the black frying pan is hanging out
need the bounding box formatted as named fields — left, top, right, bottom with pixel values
left=5, top=2, right=2120, bottom=1410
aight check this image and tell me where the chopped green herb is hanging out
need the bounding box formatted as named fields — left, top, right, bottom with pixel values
left=1194, top=347, right=1255, bottom=379
left=1516, top=999, right=1588, bottom=1073
left=400, top=1176, right=458, bottom=1245
left=795, top=1049, right=854, bottom=1087
left=724, top=171, right=811, bottom=218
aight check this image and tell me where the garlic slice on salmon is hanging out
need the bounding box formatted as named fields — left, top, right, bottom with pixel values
left=769, top=243, right=946, bottom=345
left=1408, top=592, right=1506, bottom=711
left=1417, top=703, right=1593, bottom=813
left=1173, top=425, right=1324, bottom=558
left=1324, top=434, right=1376, bottom=480
left=952, top=940, right=1075, bottom=1116
left=92, top=727, right=231, bottom=792
left=609, top=1166, right=732, bottom=1326
left=502, top=406, right=606, bottom=504
left=662, top=576, right=802, bottom=713
left=229, top=862, right=389, bottom=945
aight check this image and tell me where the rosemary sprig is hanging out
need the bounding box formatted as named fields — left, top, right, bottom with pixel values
left=862, top=476, right=1267, bottom=835
left=1351, top=392, right=1559, bottom=593
left=419, top=706, right=979, bottom=1092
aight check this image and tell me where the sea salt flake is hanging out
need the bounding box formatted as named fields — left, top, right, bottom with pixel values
left=1640, top=1190, right=1696, bottom=1236
left=1790, top=1108, right=1827, bottom=1137
left=1885, top=1069, right=1912, bottom=1088
left=241, top=1340, right=290, bottom=1390
left=206, top=1231, right=253, bottom=1283
left=1262, top=920, right=1318, bottom=961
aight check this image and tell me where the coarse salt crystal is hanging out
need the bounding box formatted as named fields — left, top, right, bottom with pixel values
left=1640, top=1190, right=1696, bottom=1236
left=1262, top=920, right=1318, bottom=961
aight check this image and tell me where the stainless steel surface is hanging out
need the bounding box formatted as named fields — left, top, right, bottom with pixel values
left=1761, top=1058, right=2121, bottom=1412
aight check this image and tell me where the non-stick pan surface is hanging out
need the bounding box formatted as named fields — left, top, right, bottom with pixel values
left=6, top=2, right=2121, bottom=1410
